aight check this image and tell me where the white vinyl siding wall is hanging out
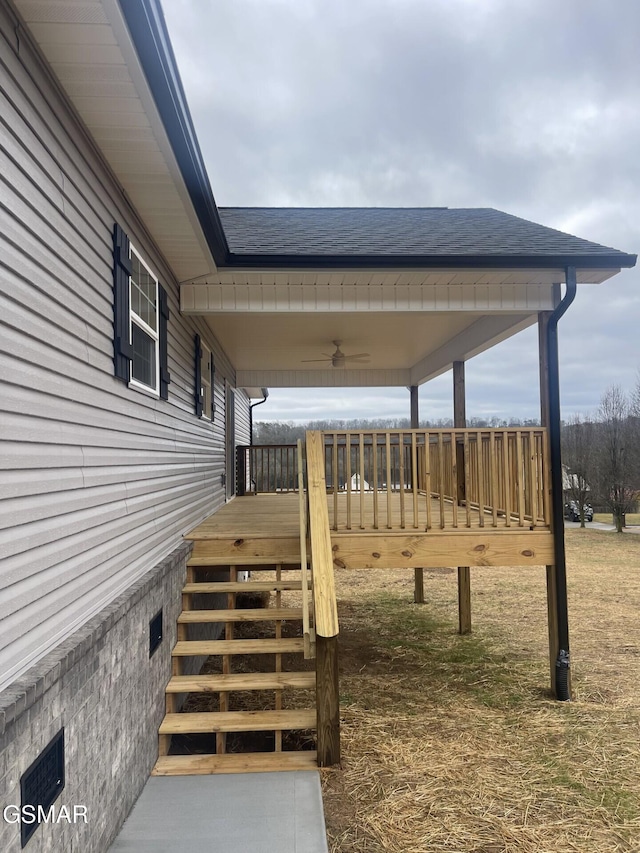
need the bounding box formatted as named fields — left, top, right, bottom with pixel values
left=0, top=6, right=247, bottom=690
left=235, top=389, right=252, bottom=447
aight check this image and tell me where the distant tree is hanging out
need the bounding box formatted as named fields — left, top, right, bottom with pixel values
left=561, top=413, right=595, bottom=527
left=592, top=385, right=639, bottom=532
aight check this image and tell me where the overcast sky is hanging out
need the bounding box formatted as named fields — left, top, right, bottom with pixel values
left=163, top=0, right=639, bottom=423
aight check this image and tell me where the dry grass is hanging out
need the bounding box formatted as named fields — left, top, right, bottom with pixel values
left=320, top=530, right=640, bottom=853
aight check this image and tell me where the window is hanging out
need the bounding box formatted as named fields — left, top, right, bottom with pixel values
left=129, top=248, right=159, bottom=393
left=113, top=223, right=170, bottom=399
left=200, top=341, right=213, bottom=420
left=195, top=334, right=215, bottom=420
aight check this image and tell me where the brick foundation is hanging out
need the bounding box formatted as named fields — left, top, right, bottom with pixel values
left=0, top=542, right=198, bottom=853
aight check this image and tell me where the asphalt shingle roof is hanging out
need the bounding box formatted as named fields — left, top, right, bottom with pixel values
left=218, top=207, right=633, bottom=264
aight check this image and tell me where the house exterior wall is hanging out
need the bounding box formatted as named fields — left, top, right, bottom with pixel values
left=0, top=0, right=246, bottom=692
left=0, top=4, right=249, bottom=848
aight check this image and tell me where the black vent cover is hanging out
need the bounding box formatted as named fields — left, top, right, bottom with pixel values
left=149, top=608, right=163, bottom=657
left=20, top=729, right=65, bottom=847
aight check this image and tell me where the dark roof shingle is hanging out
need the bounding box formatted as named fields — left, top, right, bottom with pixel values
left=218, top=207, right=634, bottom=265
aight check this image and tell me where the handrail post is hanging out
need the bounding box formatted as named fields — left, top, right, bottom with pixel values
left=316, top=635, right=340, bottom=766
left=306, top=431, right=340, bottom=766
left=297, top=440, right=314, bottom=659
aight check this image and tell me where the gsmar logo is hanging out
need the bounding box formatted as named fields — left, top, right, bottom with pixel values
left=3, top=805, right=88, bottom=825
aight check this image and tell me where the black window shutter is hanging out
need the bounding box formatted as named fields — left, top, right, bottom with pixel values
left=195, top=334, right=204, bottom=417
left=113, top=223, right=133, bottom=381
left=159, top=285, right=170, bottom=400
left=210, top=352, right=216, bottom=420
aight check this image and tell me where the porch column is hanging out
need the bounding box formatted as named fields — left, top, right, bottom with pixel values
left=454, top=361, right=471, bottom=634
left=539, top=282, right=572, bottom=699
left=410, top=385, right=425, bottom=604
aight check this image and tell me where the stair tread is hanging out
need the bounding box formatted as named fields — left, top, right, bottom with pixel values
left=152, top=751, right=318, bottom=776
left=178, top=608, right=303, bottom=623
left=166, top=672, right=316, bottom=692
left=183, top=580, right=308, bottom=594
left=172, top=638, right=305, bottom=656
left=187, top=555, right=305, bottom=567
left=159, top=708, right=316, bottom=734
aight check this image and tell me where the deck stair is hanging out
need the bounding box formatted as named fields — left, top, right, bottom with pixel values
left=152, top=551, right=318, bottom=776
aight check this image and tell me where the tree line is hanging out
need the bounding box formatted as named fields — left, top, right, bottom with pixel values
left=562, top=380, right=640, bottom=531
left=254, top=415, right=542, bottom=446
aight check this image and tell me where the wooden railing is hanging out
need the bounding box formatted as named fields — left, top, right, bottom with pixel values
left=305, top=431, right=340, bottom=766
left=236, top=444, right=299, bottom=495
left=321, top=428, right=550, bottom=531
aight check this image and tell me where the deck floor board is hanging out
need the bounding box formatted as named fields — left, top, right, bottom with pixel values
left=185, top=492, right=548, bottom=540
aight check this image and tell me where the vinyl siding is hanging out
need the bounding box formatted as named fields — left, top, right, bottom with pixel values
left=235, top=388, right=252, bottom=447
left=0, top=4, right=248, bottom=690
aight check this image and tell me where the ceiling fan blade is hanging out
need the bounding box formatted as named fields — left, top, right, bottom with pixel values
left=301, top=357, right=332, bottom=363
left=344, top=353, right=370, bottom=360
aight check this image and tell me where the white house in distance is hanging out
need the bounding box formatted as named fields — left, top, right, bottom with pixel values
left=0, top=0, right=635, bottom=850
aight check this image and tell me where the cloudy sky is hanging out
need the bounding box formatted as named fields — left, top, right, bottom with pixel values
left=163, top=0, right=639, bottom=423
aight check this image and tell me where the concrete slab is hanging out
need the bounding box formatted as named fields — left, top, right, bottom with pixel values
left=108, top=771, right=329, bottom=853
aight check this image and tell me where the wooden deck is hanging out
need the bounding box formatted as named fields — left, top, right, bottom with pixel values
left=185, top=493, right=554, bottom=569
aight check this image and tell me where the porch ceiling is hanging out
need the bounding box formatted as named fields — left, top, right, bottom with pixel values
left=203, top=310, right=535, bottom=388
left=184, top=267, right=552, bottom=388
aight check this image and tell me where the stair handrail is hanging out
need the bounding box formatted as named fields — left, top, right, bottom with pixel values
left=305, top=431, right=339, bottom=639
left=297, top=439, right=315, bottom=658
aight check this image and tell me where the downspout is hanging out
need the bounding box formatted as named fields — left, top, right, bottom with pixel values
left=547, top=266, right=577, bottom=700
left=249, top=388, right=269, bottom=446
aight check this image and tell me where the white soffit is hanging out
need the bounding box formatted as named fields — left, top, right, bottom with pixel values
left=13, top=0, right=216, bottom=281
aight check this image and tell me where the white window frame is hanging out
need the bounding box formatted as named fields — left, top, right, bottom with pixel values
left=200, top=341, right=213, bottom=421
left=128, top=245, right=160, bottom=397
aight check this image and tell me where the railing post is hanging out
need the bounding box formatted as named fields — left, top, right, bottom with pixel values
left=235, top=446, right=247, bottom=496
left=316, top=635, right=340, bottom=766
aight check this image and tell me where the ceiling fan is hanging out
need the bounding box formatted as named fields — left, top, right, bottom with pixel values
left=302, top=340, right=370, bottom=368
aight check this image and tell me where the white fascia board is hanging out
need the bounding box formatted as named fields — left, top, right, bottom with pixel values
left=410, top=314, right=536, bottom=385
left=236, top=368, right=411, bottom=388
left=181, top=281, right=556, bottom=314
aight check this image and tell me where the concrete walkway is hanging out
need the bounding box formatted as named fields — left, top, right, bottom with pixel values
left=565, top=520, right=640, bottom=533
left=108, top=771, right=329, bottom=853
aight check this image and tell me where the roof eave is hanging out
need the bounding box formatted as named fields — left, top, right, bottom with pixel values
left=119, top=0, right=230, bottom=266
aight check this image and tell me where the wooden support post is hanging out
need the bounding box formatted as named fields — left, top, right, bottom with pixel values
left=316, top=635, right=340, bottom=766
left=414, top=568, right=425, bottom=604
left=453, top=361, right=466, bottom=506
left=410, top=384, right=419, bottom=430
left=539, top=308, right=571, bottom=696
left=458, top=567, right=471, bottom=634
left=410, top=385, right=425, bottom=604
left=453, top=361, right=471, bottom=633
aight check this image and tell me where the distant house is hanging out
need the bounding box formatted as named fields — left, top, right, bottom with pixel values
left=562, top=465, right=591, bottom=497
left=0, top=0, right=636, bottom=851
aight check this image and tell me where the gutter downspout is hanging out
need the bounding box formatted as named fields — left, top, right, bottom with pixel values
left=249, top=388, right=269, bottom=446
left=547, top=266, right=577, bottom=700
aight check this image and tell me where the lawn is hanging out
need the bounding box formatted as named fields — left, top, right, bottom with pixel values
left=320, top=529, right=640, bottom=852
left=593, top=512, right=640, bottom=526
